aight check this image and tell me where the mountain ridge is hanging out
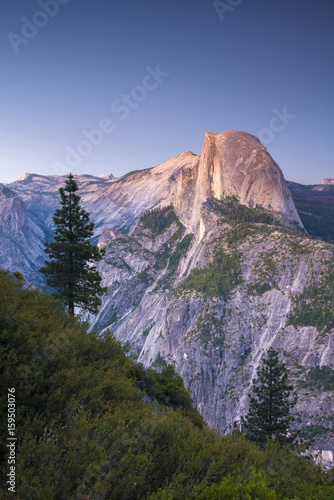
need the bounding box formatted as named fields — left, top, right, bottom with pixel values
left=1, top=130, right=333, bottom=462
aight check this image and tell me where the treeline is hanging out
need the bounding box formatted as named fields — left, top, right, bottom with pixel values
left=1, top=270, right=334, bottom=499
left=140, top=206, right=178, bottom=235
left=213, top=197, right=277, bottom=225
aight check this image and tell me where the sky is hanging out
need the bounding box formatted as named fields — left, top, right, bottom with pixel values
left=1, top=0, right=333, bottom=185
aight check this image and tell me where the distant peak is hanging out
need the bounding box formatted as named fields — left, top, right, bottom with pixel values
left=100, top=173, right=115, bottom=180
left=175, top=129, right=303, bottom=229
left=203, top=130, right=269, bottom=151
left=320, top=178, right=334, bottom=185
left=19, top=172, right=32, bottom=181
left=176, top=150, right=198, bottom=158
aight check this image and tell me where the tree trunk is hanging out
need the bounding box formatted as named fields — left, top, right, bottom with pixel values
left=68, top=300, right=74, bottom=316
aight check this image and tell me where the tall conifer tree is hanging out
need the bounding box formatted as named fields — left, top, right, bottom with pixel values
left=242, top=347, right=298, bottom=446
left=40, top=174, right=106, bottom=315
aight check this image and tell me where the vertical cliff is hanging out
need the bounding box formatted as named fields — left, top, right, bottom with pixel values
left=174, top=131, right=302, bottom=230
left=0, top=184, right=46, bottom=284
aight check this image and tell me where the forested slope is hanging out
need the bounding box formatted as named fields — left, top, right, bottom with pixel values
left=1, top=270, right=333, bottom=499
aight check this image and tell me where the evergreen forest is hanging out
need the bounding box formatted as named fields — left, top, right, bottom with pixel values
left=1, top=270, right=334, bottom=499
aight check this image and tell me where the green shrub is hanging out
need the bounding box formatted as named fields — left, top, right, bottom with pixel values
left=288, top=265, right=334, bottom=332
left=137, top=270, right=153, bottom=284
left=168, top=233, right=194, bottom=272
left=300, top=366, right=334, bottom=392
left=213, top=197, right=278, bottom=225
left=247, top=282, right=273, bottom=295
left=1, top=270, right=333, bottom=499
left=140, top=206, right=177, bottom=235
left=178, top=246, right=242, bottom=299
left=194, top=471, right=278, bottom=500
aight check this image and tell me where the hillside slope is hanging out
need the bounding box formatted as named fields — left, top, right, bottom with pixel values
left=2, top=269, right=333, bottom=499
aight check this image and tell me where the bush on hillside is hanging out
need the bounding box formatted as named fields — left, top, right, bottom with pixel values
left=0, top=270, right=333, bottom=499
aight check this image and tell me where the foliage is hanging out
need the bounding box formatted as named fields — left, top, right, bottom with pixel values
left=243, top=348, right=298, bottom=447
left=136, top=270, right=153, bottom=284
left=247, top=281, right=273, bottom=296
left=178, top=246, right=242, bottom=299
left=154, top=242, right=172, bottom=270
left=154, top=233, right=194, bottom=276
left=300, top=366, right=334, bottom=392
left=168, top=233, right=194, bottom=272
left=39, top=174, right=106, bottom=315
left=214, top=197, right=306, bottom=252
left=300, top=424, right=333, bottom=441
left=170, top=220, right=184, bottom=241
left=288, top=263, right=334, bottom=333
left=140, top=206, right=178, bottom=235
left=150, top=365, right=205, bottom=429
left=1, top=271, right=333, bottom=499
left=193, top=470, right=278, bottom=500
left=214, top=197, right=279, bottom=225
left=226, top=224, right=258, bottom=246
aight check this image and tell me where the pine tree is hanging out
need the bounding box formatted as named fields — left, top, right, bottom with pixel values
left=242, top=347, right=298, bottom=446
left=40, top=174, right=106, bottom=315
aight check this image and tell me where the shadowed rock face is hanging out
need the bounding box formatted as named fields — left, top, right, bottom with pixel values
left=0, top=184, right=46, bottom=284
left=175, top=131, right=302, bottom=229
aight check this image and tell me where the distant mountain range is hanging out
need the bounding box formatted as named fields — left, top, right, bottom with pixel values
left=1, top=131, right=333, bottom=465
left=288, top=181, right=334, bottom=242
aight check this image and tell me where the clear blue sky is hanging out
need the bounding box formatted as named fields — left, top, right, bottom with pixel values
left=1, top=0, right=333, bottom=184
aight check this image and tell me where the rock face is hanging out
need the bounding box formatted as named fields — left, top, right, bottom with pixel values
left=0, top=184, right=46, bottom=284
left=10, top=152, right=199, bottom=237
left=174, top=131, right=302, bottom=230
left=89, top=203, right=334, bottom=457
left=4, top=131, right=301, bottom=284
left=320, top=178, right=334, bottom=185
left=1, top=130, right=333, bottom=459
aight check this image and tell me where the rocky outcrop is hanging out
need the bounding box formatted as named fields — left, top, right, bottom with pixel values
left=174, top=131, right=302, bottom=230
left=10, top=152, right=199, bottom=236
left=0, top=184, right=46, bottom=284
left=320, top=178, right=334, bottom=185
left=3, top=155, right=198, bottom=284
left=4, top=131, right=302, bottom=285
left=9, top=131, right=302, bottom=238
